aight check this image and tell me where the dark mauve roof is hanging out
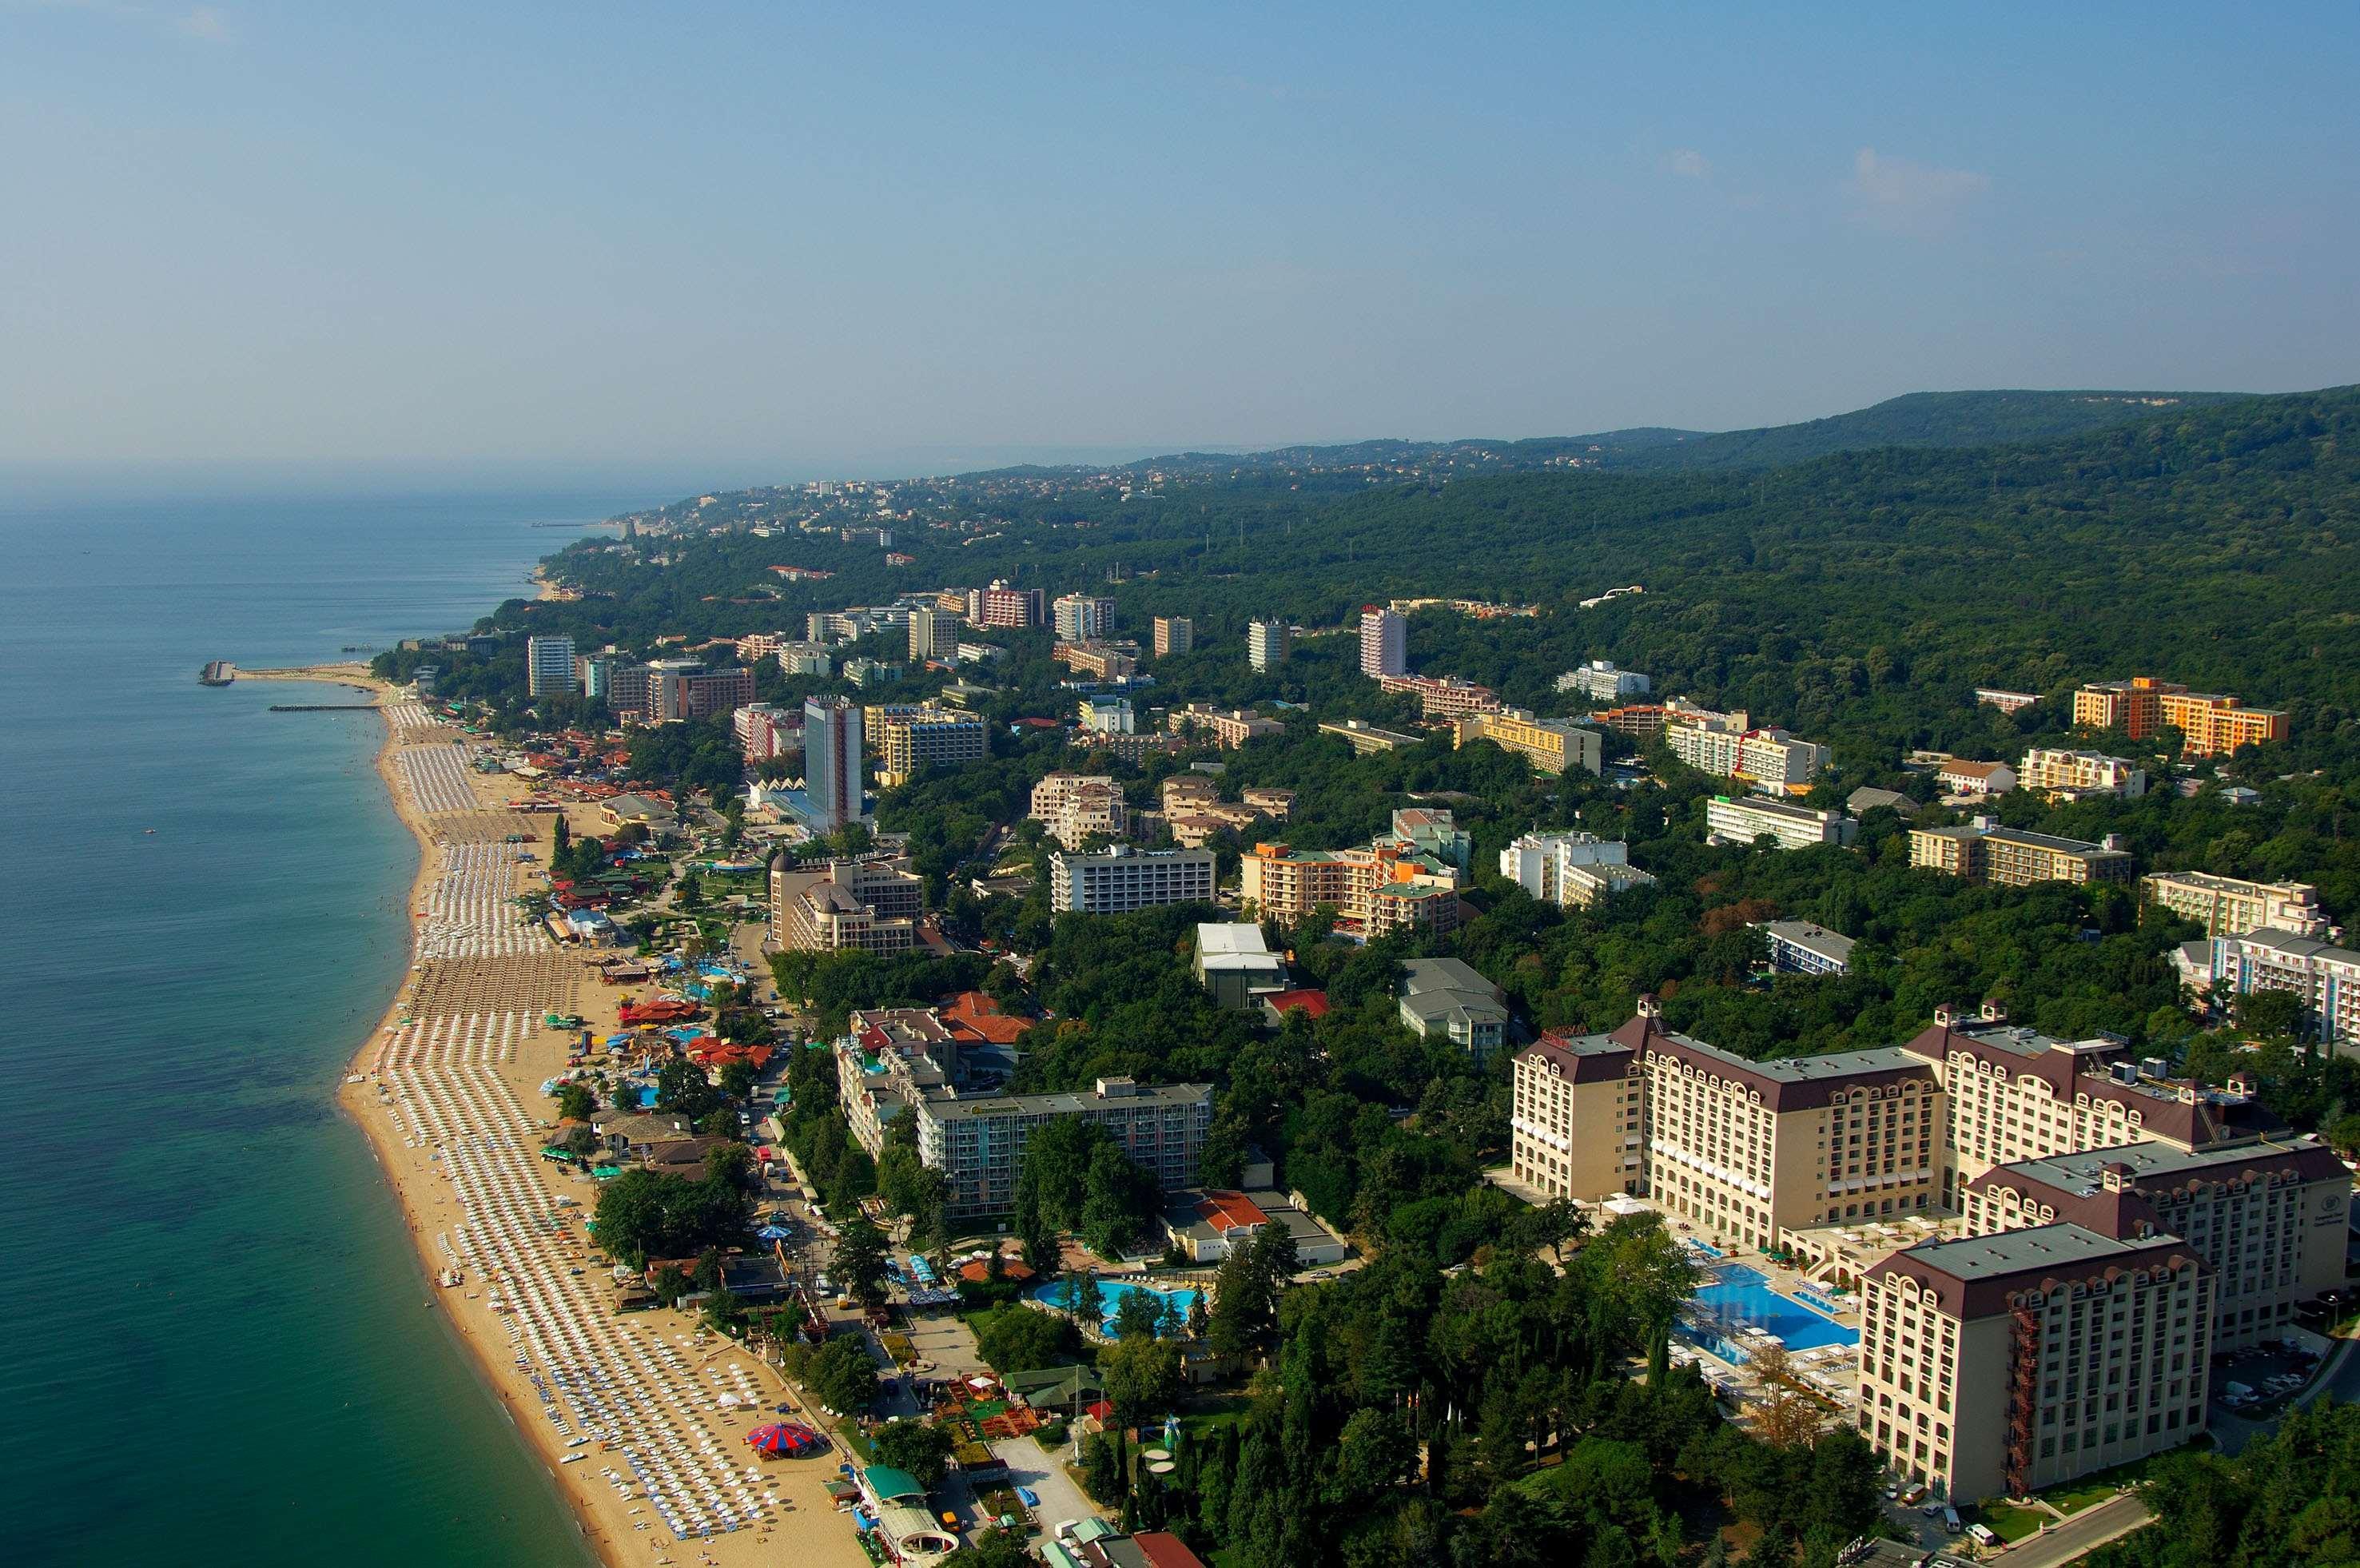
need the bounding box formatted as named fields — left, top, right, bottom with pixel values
left=1969, top=1138, right=2349, bottom=1240
left=1606, top=1013, right=1938, bottom=1111
left=1518, top=1032, right=1636, bottom=1084
left=1901, top=1020, right=2288, bottom=1147
left=1868, top=1224, right=2203, bottom=1319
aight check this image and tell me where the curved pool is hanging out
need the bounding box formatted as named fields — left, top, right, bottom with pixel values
left=1029, top=1279, right=1202, bottom=1336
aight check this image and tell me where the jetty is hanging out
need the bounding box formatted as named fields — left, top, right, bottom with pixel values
left=198, top=661, right=236, bottom=686
left=269, top=703, right=381, bottom=712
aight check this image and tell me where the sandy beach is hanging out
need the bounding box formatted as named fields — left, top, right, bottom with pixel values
left=248, top=665, right=866, bottom=1568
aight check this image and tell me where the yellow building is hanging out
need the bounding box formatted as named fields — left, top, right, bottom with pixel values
left=866, top=704, right=987, bottom=786
left=2141, top=870, right=2330, bottom=939
left=1240, top=839, right=1461, bottom=937
left=2073, top=677, right=2288, bottom=756
left=1908, top=822, right=2135, bottom=887
left=1454, top=708, right=1603, bottom=775
left=1857, top=1228, right=2209, bottom=1503
left=1507, top=1002, right=1948, bottom=1250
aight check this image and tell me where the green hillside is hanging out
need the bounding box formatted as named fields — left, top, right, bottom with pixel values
left=1586, top=388, right=2245, bottom=471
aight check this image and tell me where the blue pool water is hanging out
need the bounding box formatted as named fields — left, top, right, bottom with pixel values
left=1029, top=1279, right=1203, bottom=1335
left=1688, top=1264, right=1858, bottom=1353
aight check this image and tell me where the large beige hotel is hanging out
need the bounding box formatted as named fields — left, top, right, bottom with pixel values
left=1510, top=1000, right=2351, bottom=1502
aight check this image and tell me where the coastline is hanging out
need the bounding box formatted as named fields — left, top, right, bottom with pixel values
left=307, top=669, right=861, bottom=1568
left=320, top=675, right=620, bottom=1565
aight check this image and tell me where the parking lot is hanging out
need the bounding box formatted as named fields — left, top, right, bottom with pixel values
left=2212, top=1338, right=2323, bottom=1415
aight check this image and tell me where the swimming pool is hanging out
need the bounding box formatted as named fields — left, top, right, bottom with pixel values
left=1029, top=1279, right=1202, bottom=1336
left=1685, top=1264, right=1858, bottom=1354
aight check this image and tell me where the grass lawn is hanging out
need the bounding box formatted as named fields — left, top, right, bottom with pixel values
left=1978, top=1502, right=2048, bottom=1543
left=833, top=1420, right=875, bottom=1463
left=2040, top=1481, right=2117, bottom=1514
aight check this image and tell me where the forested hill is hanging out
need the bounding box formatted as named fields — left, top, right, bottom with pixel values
left=1589, top=387, right=2245, bottom=472
left=959, top=388, right=2242, bottom=483
left=544, top=384, right=2360, bottom=758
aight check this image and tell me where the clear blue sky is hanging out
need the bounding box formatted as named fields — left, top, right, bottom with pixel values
left=4, top=2, right=2355, bottom=475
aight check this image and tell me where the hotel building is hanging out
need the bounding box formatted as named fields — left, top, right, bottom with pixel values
left=802, top=697, right=863, bottom=832
left=771, top=856, right=924, bottom=954
left=1453, top=708, right=1604, bottom=775
left=866, top=704, right=988, bottom=787
left=1666, top=720, right=1832, bottom=790
left=1053, top=593, right=1116, bottom=643
left=1049, top=846, right=1217, bottom=915
left=1029, top=772, right=1128, bottom=850
left=2141, top=871, right=2330, bottom=941
left=1376, top=672, right=1501, bottom=718
left=2073, top=677, right=2290, bottom=757
left=1705, top=794, right=1858, bottom=850
left=1241, top=827, right=1463, bottom=938
left=1245, top=619, right=1289, bottom=671
left=966, top=580, right=1043, bottom=629
left=1960, top=1136, right=2351, bottom=1351
left=734, top=702, right=798, bottom=762
left=1318, top=717, right=1425, bottom=754
left=2203, top=928, right=2360, bottom=1046
left=1559, top=659, right=1651, bottom=702
left=1358, top=607, right=1407, bottom=678
left=917, top=1077, right=1213, bottom=1218
left=1497, top=830, right=1655, bottom=907
left=527, top=635, right=579, bottom=697
left=1508, top=1002, right=1948, bottom=1244
left=1857, top=1227, right=2211, bottom=1502
left=1908, top=822, right=2135, bottom=886
left=1896, top=1006, right=2290, bottom=1198
left=1152, top=616, right=1194, bottom=657
left=2019, top=747, right=2148, bottom=801
left=1167, top=702, right=1283, bottom=748
left=907, top=606, right=957, bottom=662
left=1757, top=920, right=1856, bottom=977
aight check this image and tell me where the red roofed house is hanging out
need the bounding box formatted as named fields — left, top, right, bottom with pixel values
left=1127, top=1534, right=1210, bottom=1568
left=1259, top=989, right=1329, bottom=1025
left=943, top=990, right=1029, bottom=1046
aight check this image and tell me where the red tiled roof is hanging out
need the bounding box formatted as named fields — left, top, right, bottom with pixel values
left=1262, top=989, right=1328, bottom=1019
left=943, top=991, right=1029, bottom=1045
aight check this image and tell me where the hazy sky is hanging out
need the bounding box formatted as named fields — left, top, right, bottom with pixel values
left=4, top=2, right=2356, bottom=473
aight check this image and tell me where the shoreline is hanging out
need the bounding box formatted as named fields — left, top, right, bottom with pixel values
left=307, top=671, right=860, bottom=1568
left=324, top=677, right=624, bottom=1566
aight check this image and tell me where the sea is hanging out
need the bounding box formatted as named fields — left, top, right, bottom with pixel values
left=0, top=486, right=682, bottom=1566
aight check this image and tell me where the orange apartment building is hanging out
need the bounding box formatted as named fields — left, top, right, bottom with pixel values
left=2072, top=677, right=2289, bottom=757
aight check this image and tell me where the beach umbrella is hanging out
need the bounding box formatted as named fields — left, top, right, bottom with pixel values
left=756, top=1226, right=793, bottom=1242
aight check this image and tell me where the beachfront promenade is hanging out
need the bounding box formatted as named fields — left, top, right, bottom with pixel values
left=352, top=710, right=862, bottom=1568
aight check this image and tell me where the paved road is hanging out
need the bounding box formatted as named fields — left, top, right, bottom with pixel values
left=1988, top=1492, right=2152, bottom=1568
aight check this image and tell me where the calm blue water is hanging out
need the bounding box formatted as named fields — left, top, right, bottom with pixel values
left=0, top=488, right=667, bottom=1566
left=1689, top=1264, right=1859, bottom=1354
left=1029, top=1279, right=1204, bottom=1336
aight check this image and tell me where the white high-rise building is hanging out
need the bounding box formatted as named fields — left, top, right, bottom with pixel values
left=1247, top=619, right=1289, bottom=671
left=1359, top=607, right=1407, bottom=678
left=1053, top=594, right=1116, bottom=643
left=908, top=607, right=957, bottom=662
left=1497, top=830, right=1655, bottom=906
left=802, top=697, right=864, bottom=833
left=527, top=635, right=578, bottom=697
